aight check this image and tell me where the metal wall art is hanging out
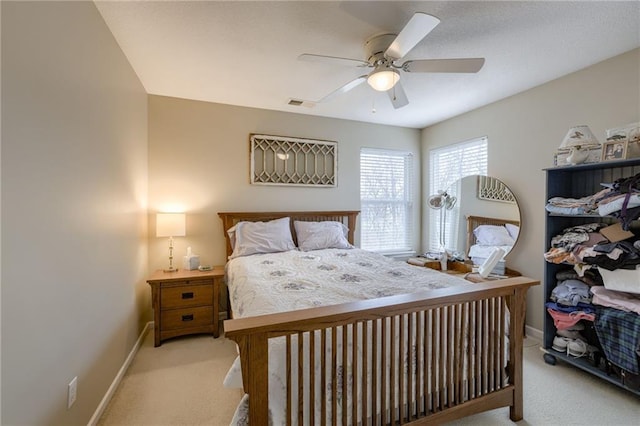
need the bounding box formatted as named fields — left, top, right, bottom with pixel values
left=250, top=134, right=337, bottom=187
left=477, top=175, right=516, bottom=204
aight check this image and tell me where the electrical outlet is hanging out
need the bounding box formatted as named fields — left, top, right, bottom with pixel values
left=67, top=376, right=77, bottom=409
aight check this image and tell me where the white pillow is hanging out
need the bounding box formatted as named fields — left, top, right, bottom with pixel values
left=294, top=220, right=353, bottom=251
left=473, top=225, right=515, bottom=246
left=505, top=223, right=520, bottom=241
left=228, top=217, right=296, bottom=259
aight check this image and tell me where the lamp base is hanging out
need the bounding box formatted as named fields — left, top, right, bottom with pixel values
left=163, top=267, right=179, bottom=273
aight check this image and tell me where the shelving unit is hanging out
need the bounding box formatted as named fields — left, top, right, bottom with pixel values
left=543, top=158, right=640, bottom=396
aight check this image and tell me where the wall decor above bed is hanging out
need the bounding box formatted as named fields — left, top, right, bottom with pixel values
left=250, top=134, right=337, bottom=187
left=477, top=175, right=516, bottom=203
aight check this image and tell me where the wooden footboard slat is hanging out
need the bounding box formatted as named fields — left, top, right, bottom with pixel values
left=399, top=314, right=405, bottom=424
left=310, top=331, right=316, bottom=426
left=225, top=277, right=538, bottom=426
left=499, top=299, right=505, bottom=389
left=408, top=312, right=415, bottom=421
left=417, top=311, right=424, bottom=417
left=321, top=329, right=327, bottom=426
left=460, top=302, right=469, bottom=404
left=453, top=304, right=462, bottom=405
left=372, top=320, right=378, bottom=424
left=362, top=322, right=368, bottom=426
left=488, top=297, right=498, bottom=390
left=496, top=297, right=502, bottom=389
left=351, top=323, right=358, bottom=424
left=448, top=306, right=454, bottom=407
left=381, top=318, right=387, bottom=424
left=475, top=300, right=482, bottom=398
left=331, top=326, right=337, bottom=426
left=438, top=307, right=445, bottom=411
left=286, top=335, right=292, bottom=426
left=342, top=325, right=347, bottom=425
left=390, top=315, right=397, bottom=425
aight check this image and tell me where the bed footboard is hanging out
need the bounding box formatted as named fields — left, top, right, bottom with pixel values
left=225, top=277, right=538, bottom=425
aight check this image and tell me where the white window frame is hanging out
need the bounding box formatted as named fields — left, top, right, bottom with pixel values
left=360, top=148, right=414, bottom=255
left=428, top=137, right=488, bottom=253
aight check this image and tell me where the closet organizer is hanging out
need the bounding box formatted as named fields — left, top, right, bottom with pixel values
left=543, top=158, right=640, bottom=395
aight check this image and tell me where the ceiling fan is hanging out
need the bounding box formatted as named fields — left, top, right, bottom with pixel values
left=295, top=12, right=485, bottom=109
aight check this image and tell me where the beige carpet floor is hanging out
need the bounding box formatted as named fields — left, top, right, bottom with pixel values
left=98, top=330, right=640, bottom=426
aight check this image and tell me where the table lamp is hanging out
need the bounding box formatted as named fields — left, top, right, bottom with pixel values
left=156, top=213, right=186, bottom=272
left=559, top=125, right=600, bottom=164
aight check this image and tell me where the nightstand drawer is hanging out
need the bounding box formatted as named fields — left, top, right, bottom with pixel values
left=161, top=282, right=213, bottom=309
left=161, top=306, right=213, bottom=330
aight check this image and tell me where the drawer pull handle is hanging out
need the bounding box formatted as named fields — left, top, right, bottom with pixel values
left=182, top=314, right=194, bottom=322
left=181, top=292, right=194, bottom=299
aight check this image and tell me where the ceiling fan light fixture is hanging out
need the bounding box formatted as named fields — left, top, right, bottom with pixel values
left=367, top=66, right=400, bottom=91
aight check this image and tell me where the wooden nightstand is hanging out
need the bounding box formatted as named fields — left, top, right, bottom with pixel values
left=147, top=267, right=224, bottom=347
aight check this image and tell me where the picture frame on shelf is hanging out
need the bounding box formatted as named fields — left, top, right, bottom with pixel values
left=606, top=122, right=640, bottom=159
left=602, top=140, right=628, bottom=161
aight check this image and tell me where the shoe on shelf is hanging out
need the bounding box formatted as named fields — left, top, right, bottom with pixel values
left=567, top=339, right=591, bottom=357
left=552, top=336, right=571, bottom=352
left=556, top=329, right=586, bottom=341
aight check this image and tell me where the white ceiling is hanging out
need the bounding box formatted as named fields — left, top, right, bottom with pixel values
left=95, top=1, right=640, bottom=129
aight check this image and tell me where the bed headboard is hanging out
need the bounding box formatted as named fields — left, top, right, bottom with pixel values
left=466, top=215, right=520, bottom=257
left=217, top=211, right=360, bottom=258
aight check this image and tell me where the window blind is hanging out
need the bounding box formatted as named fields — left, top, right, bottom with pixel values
left=360, top=148, right=414, bottom=253
left=428, top=137, right=488, bottom=252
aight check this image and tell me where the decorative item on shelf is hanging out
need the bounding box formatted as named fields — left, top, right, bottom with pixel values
left=606, top=122, right=640, bottom=159
left=554, top=125, right=601, bottom=166
left=602, top=140, right=628, bottom=161
left=156, top=212, right=186, bottom=272
left=427, top=190, right=457, bottom=271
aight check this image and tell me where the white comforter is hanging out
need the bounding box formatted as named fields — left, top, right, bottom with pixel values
left=226, top=248, right=471, bottom=319
left=225, top=248, right=472, bottom=425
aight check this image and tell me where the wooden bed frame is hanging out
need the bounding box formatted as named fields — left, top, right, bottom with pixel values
left=466, top=215, right=521, bottom=258
left=219, top=211, right=538, bottom=425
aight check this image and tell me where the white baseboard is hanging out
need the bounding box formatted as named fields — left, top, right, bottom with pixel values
left=87, top=321, right=152, bottom=426
left=525, top=325, right=543, bottom=342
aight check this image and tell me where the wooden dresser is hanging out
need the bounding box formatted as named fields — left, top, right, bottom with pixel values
left=147, top=267, right=224, bottom=347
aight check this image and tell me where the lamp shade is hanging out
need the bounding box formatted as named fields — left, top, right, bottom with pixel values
left=427, top=191, right=457, bottom=210
left=367, top=66, right=400, bottom=91
left=156, top=213, right=186, bottom=237
left=559, top=125, right=600, bottom=149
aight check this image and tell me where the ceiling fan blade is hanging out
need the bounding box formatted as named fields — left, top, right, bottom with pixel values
left=318, top=75, right=368, bottom=103
left=387, top=80, right=409, bottom=109
left=385, top=12, right=440, bottom=60
left=403, top=58, right=486, bottom=73
left=298, top=53, right=370, bottom=68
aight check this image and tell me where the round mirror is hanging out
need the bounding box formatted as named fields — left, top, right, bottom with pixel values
left=430, top=175, right=521, bottom=262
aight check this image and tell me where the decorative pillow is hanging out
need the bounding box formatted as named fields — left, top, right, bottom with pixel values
left=474, top=225, right=515, bottom=246
left=228, top=217, right=296, bottom=259
left=505, top=223, right=520, bottom=241
left=294, top=220, right=353, bottom=251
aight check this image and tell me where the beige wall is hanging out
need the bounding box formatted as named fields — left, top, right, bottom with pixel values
left=1, top=2, right=148, bottom=424
left=148, top=95, right=421, bottom=272
left=421, top=48, right=640, bottom=332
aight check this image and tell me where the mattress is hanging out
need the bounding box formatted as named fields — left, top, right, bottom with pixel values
left=224, top=248, right=479, bottom=424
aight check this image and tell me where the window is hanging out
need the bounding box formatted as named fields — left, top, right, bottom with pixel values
left=428, top=137, right=488, bottom=252
left=360, top=148, right=414, bottom=253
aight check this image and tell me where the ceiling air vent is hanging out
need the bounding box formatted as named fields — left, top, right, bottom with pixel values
left=287, top=98, right=316, bottom=108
